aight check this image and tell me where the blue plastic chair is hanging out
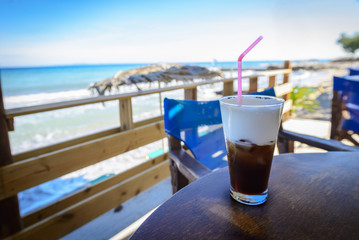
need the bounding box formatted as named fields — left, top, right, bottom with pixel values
left=165, top=86, right=359, bottom=193
left=349, top=67, right=359, bottom=76
left=332, top=75, right=359, bottom=145
left=164, top=88, right=276, bottom=192
left=164, top=88, right=276, bottom=171
left=164, top=98, right=226, bottom=170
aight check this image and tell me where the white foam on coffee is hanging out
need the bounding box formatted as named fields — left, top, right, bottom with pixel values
left=220, top=95, right=284, bottom=145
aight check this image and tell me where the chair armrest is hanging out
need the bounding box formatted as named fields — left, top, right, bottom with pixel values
left=169, top=149, right=212, bottom=182
left=279, top=129, right=359, bottom=152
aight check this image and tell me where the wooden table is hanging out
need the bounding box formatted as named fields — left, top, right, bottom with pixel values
left=130, top=152, right=359, bottom=240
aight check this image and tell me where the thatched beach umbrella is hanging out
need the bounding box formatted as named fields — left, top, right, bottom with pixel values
left=89, top=63, right=224, bottom=95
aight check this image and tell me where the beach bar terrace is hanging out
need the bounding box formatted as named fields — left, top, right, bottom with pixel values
left=0, top=62, right=292, bottom=239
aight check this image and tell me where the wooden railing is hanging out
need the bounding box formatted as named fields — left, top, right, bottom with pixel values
left=0, top=61, right=292, bottom=239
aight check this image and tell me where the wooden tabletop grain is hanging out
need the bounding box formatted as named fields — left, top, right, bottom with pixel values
left=130, top=152, right=359, bottom=240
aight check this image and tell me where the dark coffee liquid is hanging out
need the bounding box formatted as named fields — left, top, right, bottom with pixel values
left=226, top=139, right=275, bottom=195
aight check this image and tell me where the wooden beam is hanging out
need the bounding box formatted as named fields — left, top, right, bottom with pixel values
left=6, top=117, right=14, bottom=131
left=119, top=98, right=133, bottom=131
left=273, top=66, right=292, bottom=120
left=7, top=161, right=170, bottom=240
left=0, top=79, right=22, bottom=238
left=283, top=60, right=292, bottom=83
left=268, top=75, right=276, bottom=88
left=279, top=130, right=359, bottom=152
left=274, top=82, right=293, bottom=97
left=256, top=69, right=291, bottom=77
left=13, top=127, right=122, bottom=162
left=330, top=91, right=342, bottom=140
left=277, top=133, right=294, bottom=154
left=167, top=135, right=188, bottom=193
left=222, top=81, right=234, bottom=96
left=169, top=149, right=211, bottom=182
left=282, top=99, right=293, bottom=115
left=133, top=116, right=163, bottom=129
left=22, top=153, right=168, bottom=227
left=184, top=87, right=197, bottom=100
left=0, top=121, right=166, bottom=201
left=249, top=77, right=258, bottom=93
left=220, top=68, right=291, bottom=77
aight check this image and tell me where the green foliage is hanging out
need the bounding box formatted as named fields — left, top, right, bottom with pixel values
left=337, top=32, right=359, bottom=54
left=290, top=86, right=320, bottom=113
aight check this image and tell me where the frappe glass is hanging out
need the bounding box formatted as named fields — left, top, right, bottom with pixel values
left=219, top=95, right=284, bottom=205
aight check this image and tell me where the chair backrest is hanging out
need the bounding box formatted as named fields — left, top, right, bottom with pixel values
left=164, top=88, right=276, bottom=170
left=349, top=67, right=359, bottom=76
left=333, top=75, right=359, bottom=133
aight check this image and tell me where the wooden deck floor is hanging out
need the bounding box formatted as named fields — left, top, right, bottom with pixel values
left=61, top=178, right=172, bottom=240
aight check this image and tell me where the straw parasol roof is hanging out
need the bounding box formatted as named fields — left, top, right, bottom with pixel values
left=89, top=63, right=224, bottom=95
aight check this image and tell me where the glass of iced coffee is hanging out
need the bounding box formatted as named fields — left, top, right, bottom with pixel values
left=219, top=95, right=284, bottom=205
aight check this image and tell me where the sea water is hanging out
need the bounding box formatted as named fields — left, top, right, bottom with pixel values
left=0, top=61, right=330, bottom=215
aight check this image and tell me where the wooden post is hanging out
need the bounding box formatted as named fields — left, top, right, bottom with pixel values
left=277, top=137, right=295, bottom=153
left=6, top=117, right=14, bottom=131
left=0, top=79, right=22, bottom=238
left=249, top=77, right=258, bottom=93
left=223, top=81, right=234, bottom=96
left=283, top=61, right=292, bottom=120
left=119, top=98, right=133, bottom=131
left=277, top=124, right=295, bottom=153
left=157, top=81, right=166, bottom=151
left=184, top=87, right=197, bottom=100
left=283, top=60, right=292, bottom=84
left=167, top=135, right=189, bottom=193
left=330, top=91, right=342, bottom=140
left=268, top=75, right=276, bottom=88
left=173, top=86, right=197, bottom=192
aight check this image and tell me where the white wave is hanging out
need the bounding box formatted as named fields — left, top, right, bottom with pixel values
left=4, top=89, right=94, bottom=108
left=291, top=70, right=311, bottom=80
left=221, top=70, right=254, bottom=79
left=290, top=71, right=330, bottom=87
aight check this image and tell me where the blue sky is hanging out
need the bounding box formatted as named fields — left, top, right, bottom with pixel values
left=0, top=0, right=358, bottom=67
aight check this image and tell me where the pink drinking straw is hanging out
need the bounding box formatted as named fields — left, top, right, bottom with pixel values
left=237, top=35, right=263, bottom=104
